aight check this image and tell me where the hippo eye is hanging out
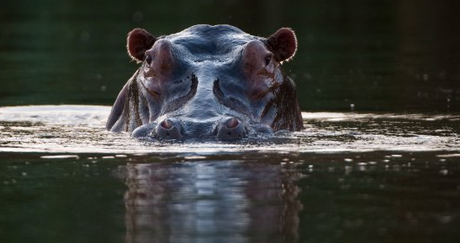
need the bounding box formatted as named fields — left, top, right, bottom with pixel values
left=145, top=55, right=152, bottom=65
left=264, top=54, right=272, bottom=66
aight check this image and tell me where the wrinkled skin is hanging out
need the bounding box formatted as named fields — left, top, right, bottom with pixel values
left=107, top=24, right=303, bottom=141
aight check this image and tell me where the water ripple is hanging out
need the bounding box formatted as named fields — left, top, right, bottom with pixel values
left=0, top=105, right=459, bottom=154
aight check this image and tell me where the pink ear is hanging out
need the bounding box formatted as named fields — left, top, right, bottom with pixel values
left=127, top=28, right=156, bottom=63
left=266, top=28, right=297, bottom=62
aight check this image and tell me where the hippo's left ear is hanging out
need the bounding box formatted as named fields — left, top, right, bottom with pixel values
left=127, top=28, right=157, bottom=63
left=266, top=28, right=298, bottom=63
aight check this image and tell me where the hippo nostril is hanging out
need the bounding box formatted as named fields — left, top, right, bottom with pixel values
left=160, top=119, right=173, bottom=129
left=217, top=117, right=246, bottom=141
left=155, top=118, right=183, bottom=140
left=226, top=117, right=240, bottom=129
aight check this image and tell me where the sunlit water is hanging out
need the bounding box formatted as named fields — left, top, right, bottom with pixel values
left=1, top=105, right=459, bottom=154
left=1, top=106, right=460, bottom=243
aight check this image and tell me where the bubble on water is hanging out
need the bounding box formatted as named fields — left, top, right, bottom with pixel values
left=21, top=172, right=27, bottom=177
left=115, top=154, right=128, bottom=158
left=423, top=73, right=429, bottom=81
left=41, top=155, right=79, bottom=159
left=345, top=165, right=352, bottom=175
left=350, top=103, right=355, bottom=111
left=439, top=169, right=448, bottom=175
left=437, top=154, right=460, bottom=158
left=102, top=156, right=115, bottom=159
left=344, top=158, right=353, bottom=162
left=391, top=154, right=402, bottom=158
left=437, top=215, right=453, bottom=224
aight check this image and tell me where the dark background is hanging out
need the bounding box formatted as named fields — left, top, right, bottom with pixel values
left=1, top=0, right=459, bottom=112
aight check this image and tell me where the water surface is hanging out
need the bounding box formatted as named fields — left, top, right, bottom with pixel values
left=1, top=106, right=460, bottom=243
left=1, top=0, right=460, bottom=242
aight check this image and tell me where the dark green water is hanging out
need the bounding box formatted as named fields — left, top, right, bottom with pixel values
left=1, top=0, right=459, bottom=111
left=1, top=1, right=460, bottom=242
left=1, top=151, right=460, bottom=243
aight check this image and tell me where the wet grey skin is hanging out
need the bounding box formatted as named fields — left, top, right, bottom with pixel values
left=106, top=24, right=303, bottom=141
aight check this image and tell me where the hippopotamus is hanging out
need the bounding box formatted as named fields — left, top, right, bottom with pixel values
left=106, top=24, right=303, bottom=140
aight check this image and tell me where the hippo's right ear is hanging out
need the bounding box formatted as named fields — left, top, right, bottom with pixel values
left=127, top=28, right=157, bottom=63
left=266, top=28, right=298, bottom=63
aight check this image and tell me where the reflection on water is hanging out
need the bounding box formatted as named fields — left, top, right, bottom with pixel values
left=1, top=152, right=460, bottom=243
left=121, top=160, right=302, bottom=243
left=0, top=106, right=460, bottom=242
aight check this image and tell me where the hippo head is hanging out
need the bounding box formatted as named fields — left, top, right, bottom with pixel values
left=107, top=24, right=303, bottom=141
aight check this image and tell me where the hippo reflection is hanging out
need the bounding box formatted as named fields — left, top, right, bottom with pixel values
left=107, top=24, right=303, bottom=140
left=122, top=161, right=303, bottom=243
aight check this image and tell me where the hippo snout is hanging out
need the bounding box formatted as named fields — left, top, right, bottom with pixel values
left=133, top=117, right=249, bottom=141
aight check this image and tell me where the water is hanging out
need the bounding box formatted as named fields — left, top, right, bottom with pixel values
left=1, top=0, right=459, bottom=111
left=1, top=106, right=460, bottom=242
left=1, top=106, right=459, bottom=153
left=2, top=0, right=460, bottom=242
